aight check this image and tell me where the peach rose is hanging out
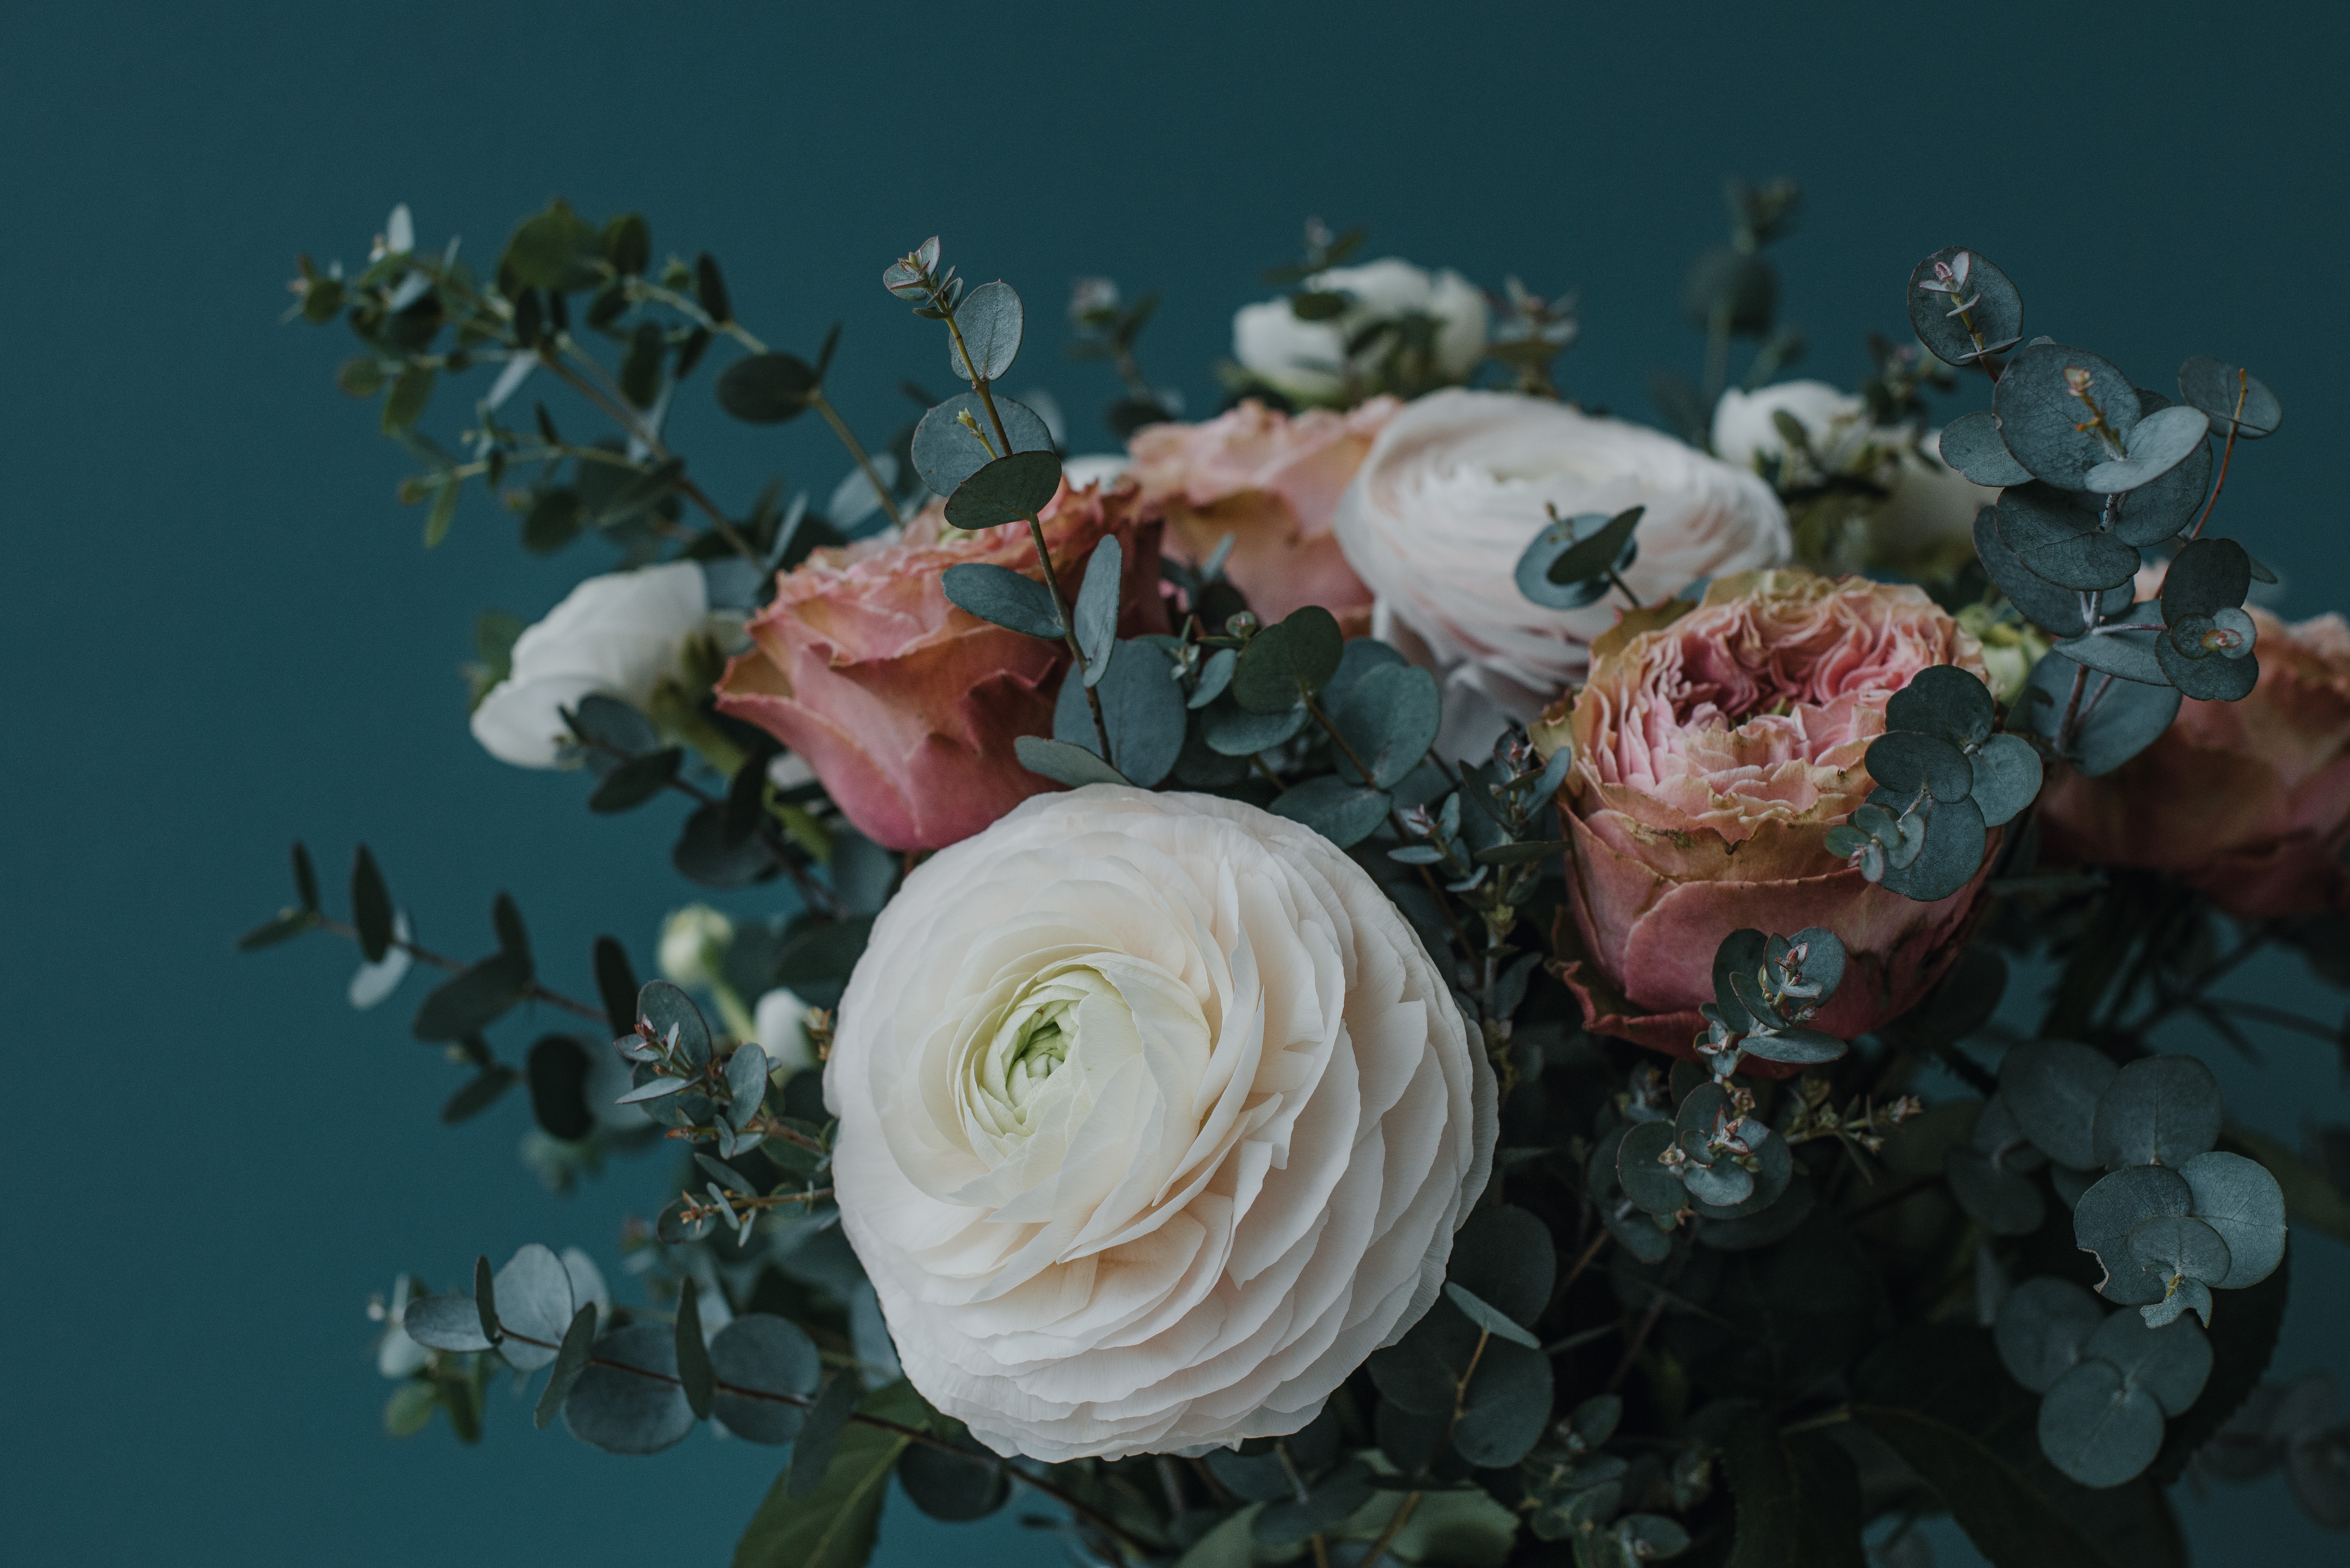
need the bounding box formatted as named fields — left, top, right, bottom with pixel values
left=1543, top=570, right=1994, bottom=1057
left=714, top=484, right=1166, bottom=852
left=1126, top=398, right=1396, bottom=630
left=2039, top=606, right=2350, bottom=917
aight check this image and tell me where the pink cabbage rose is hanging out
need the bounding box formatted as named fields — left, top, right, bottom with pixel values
left=1127, top=398, right=1397, bottom=630
left=2039, top=606, right=2350, bottom=917
left=1540, top=569, right=1994, bottom=1059
left=714, top=484, right=1167, bottom=852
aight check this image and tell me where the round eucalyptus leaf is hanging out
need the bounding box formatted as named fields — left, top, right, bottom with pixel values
left=1448, top=1204, right=1558, bottom=1324
left=563, top=1323, right=697, bottom=1454
left=1975, top=507, right=2133, bottom=636
left=945, top=449, right=1066, bottom=531
left=1972, top=1093, right=2049, bottom=1171
left=2177, top=355, right=2283, bottom=439
left=1999, top=1040, right=2117, bottom=1169
left=1333, top=662, right=1442, bottom=788
left=2156, top=634, right=2259, bottom=701
left=1605, top=1201, right=1678, bottom=1263
left=911, top=392, right=1054, bottom=498
left=2084, top=404, right=2211, bottom=494
left=1200, top=695, right=1308, bottom=757
left=1682, top=1159, right=1755, bottom=1208
left=899, top=1439, right=1011, bottom=1522
left=1694, top=1174, right=1816, bottom=1249
left=2129, top=1213, right=2232, bottom=1290
left=1675, top=1083, right=1730, bottom=1156
left=1735, top=1024, right=1848, bottom=1065
left=1872, top=790, right=1986, bottom=903
left=1968, top=734, right=2044, bottom=827
left=1093, top=639, right=1187, bottom=788
left=1270, top=776, right=1391, bottom=849
left=2160, top=537, right=2253, bottom=621
left=2074, top=1165, right=2193, bottom=1306
left=1995, top=1275, right=2106, bottom=1393
left=1939, top=410, right=2033, bottom=487
left=2180, top=1150, right=2289, bottom=1289
left=2039, top=1358, right=2166, bottom=1488
left=1586, top=1124, right=1628, bottom=1201
left=1996, top=485, right=2141, bottom=591
left=1710, top=928, right=1769, bottom=1034
left=401, top=1291, right=496, bottom=1353
left=1233, top=607, right=1344, bottom=713
left=947, top=280, right=1023, bottom=383
left=1868, top=731, right=1974, bottom=804
left=1454, top=1338, right=1554, bottom=1467
left=707, top=1314, right=822, bottom=1444
left=1368, top=1328, right=1460, bottom=1417
left=1693, top=1126, right=1793, bottom=1220
left=1946, top=1146, right=2047, bottom=1235
left=1618, top=1121, right=1687, bottom=1216
left=2109, top=406, right=2213, bottom=546
left=1515, top=508, right=1641, bottom=610
left=2020, top=649, right=2183, bottom=777
left=2286, top=1429, right=2350, bottom=1530
left=492, top=1244, right=576, bottom=1372
left=2085, top=1307, right=2213, bottom=1416
left=2051, top=627, right=2167, bottom=687
left=714, top=352, right=818, bottom=424
left=1887, top=664, right=1997, bottom=748
left=2093, top=1055, right=2222, bottom=1170
left=1993, top=344, right=2143, bottom=491
left=636, top=980, right=712, bottom=1068
left=1908, top=247, right=2024, bottom=366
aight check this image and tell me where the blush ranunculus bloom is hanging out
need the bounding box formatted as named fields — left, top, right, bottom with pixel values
left=713, top=485, right=1166, bottom=852
left=827, top=786, right=1496, bottom=1462
left=1334, top=390, right=1792, bottom=759
left=2039, top=606, right=2350, bottom=917
left=1127, top=398, right=1397, bottom=630
left=1540, top=570, right=1994, bottom=1057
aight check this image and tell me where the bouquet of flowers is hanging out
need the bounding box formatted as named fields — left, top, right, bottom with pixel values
left=254, top=186, right=2350, bottom=1566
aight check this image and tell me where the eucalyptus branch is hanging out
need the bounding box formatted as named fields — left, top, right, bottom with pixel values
left=488, top=1325, right=1153, bottom=1556
left=539, top=345, right=761, bottom=564
left=2188, top=373, right=2251, bottom=542
left=311, top=915, right=606, bottom=1024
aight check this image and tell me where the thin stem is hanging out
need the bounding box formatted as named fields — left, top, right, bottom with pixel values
left=810, top=391, right=905, bottom=532
left=541, top=348, right=761, bottom=565
left=1778, top=1406, right=1852, bottom=1438
left=313, top=917, right=605, bottom=1024
left=1605, top=566, right=1644, bottom=612
left=1304, top=693, right=1377, bottom=785
left=1354, top=1491, right=1422, bottom=1568
left=2054, top=662, right=2090, bottom=755
left=2188, top=377, right=2250, bottom=542
left=2195, top=998, right=2345, bottom=1044
left=1024, top=513, right=1113, bottom=757
left=1549, top=1227, right=1614, bottom=1313
left=491, top=1327, right=1152, bottom=1557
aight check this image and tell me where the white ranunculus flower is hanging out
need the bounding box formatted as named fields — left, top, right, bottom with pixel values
left=1710, top=380, right=1872, bottom=471
left=470, top=562, right=711, bottom=768
left=1333, top=389, right=1792, bottom=758
left=658, top=904, right=735, bottom=990
left=1233, top=258, right=1489, bottom=404
left=828, top=786, right=1495, bottom=1462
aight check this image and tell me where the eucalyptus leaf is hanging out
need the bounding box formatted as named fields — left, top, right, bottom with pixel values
left=1232, top=607, right=1344, bottom=713
left=1996, top=485, right=2141, bottom=591
left=1270, top=775, right=1392, bottom=849
left=2156, top=634, right=2259, bottom=701
left=897, top=1439, right=1009, bottom=1523
left=708, top=1315, right=823, bottom=1445
left=944, top=449, right=1064, bottom=531
left=2177, top=356, right=2282, bottom=439
left=716, top=353, right=820, bottom=424
left=534, top=1303, right=598, bottom=1430
left=2038, top=1358, right=2165, bottom=1488
left=352, top=845, right=395, bottom=963
left=941, top=562, right=1062, bottom=639
left=1887, top=664, right=1997, bottom=748
left=1188, top=647, right=1237, bottom=709
left=2021, top=650, right=2182, bottom=778
left=637, top=979, right=713, bottom=1068
left=1443, top=1283, right=1543, bottom=1350
left=401, top=1292, right=495, bottom=1353
left=2053, top=628, right=2167, bottom=687
left=1618, top=1121, right=1687, bottom=1216
left=2161, top=537, right=2253, bottom=621
left=1947, top=1147, right=2047, bottom=1236
left=2093, top=1055, right=2223, bottom=1171
left=1013, top=734, right=1130, bottom=789
left=411, top=951, right=530, bottom=1042
left=1868, top=732, right=1975, bottom=803
left=2075, top=1165, right=2194, bottom=1306
left=948, top=281, right=1023, bottom=382
left=1092, top=638, right=1186, bottom=787
left=2085, top=1310, right=2213, bottom=1417
left=1993, top=344, right=2142, bottom=491
left=1073, top=535, right=1123, bottom=683
left=2084, top=405, right=2211, bottom=494
left=2180, top=1150, right=2288, bottom=1289
left=1908, top=246, right=2024, bottom=366
left=734, top=1382, right=930, bottom=1568
left=1995, top=1276, right=2106, bottom=1393
left=563, top=1322, right=696, bottom=1454
left=1975, top=507, right=2131, bottom=637
left=2128, top=1215, right=2232, bottom=1298
left=1453, top=1338, right=1553, bottom=1467
left=1873, top=791, right=1987, bottom=903
left=1515, top=507, right=1642, bottom=609
left=1969, top=734, right=2044, bottom=827
left=1333, top=662, right=1441, bottom=788
left=492, top=1244, right=576, bottom=1372
left=2001, top=1040, right=2117, bottom=1169
left=1939, top=410, right=2033, bottom=487
left=1200, top=696, right=1309, bottom=757
left=910, top=392, right=1053, bottom=497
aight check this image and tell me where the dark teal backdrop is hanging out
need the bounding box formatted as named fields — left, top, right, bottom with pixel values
left=4, top=4, right=2344, bottom=1563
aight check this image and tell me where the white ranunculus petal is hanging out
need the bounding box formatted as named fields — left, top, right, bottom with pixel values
left=828, top=787, right=1495, bottom=1461
left=468, top=561, right=711, bottom=768
left=1334, top=389, right=1792, bottom=759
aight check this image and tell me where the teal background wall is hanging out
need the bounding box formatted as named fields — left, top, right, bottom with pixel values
left=3, top=3, right=2344, bottom=1563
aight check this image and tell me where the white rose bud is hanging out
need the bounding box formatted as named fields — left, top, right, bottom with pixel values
left=1233, top=257, right=1489, bottom=404
left=657, top=904, right=734, bottom=992
left=828, top=786, right=1495, bottom=1461
left=1333, top=389, right=1791, bottom=758
left=1710, top=380, right=1872, bottom=471
left=754, top=987, right=815, bottom=1075
left=470, top=562, right=711, bottom=769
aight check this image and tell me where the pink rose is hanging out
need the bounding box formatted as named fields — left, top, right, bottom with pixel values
left=714, top=485, right=1167, bottom=852
left=1543, top=570, right=1994, bottom=1059
left=1127, top=398, right=1397, bottom=630
left=2039, top=606, right=2350, bottom=917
